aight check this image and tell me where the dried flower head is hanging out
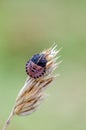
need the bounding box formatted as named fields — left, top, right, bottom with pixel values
left=3, top=44, right=62, bottom=130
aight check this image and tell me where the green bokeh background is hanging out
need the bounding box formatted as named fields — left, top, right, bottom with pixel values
left=0, top=1, right=86, bottom=130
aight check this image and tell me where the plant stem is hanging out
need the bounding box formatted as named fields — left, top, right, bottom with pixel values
left=3, top=111, right=14, bottom=130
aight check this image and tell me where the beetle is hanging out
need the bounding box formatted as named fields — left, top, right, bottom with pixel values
left=26, top=54, right=47, bottom=78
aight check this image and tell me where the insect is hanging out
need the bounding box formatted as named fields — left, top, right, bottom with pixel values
left=26, top=54, right=47, bottom=78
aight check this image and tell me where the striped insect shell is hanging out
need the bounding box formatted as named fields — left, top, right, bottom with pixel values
left=26, top=54, right=47, bottom=79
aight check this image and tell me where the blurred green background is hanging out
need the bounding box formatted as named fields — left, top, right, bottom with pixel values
left=0, top=0, right=86, bottom=130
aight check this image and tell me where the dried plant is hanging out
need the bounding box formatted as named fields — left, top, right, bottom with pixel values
left=3, top=44, right=62, bottom=130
